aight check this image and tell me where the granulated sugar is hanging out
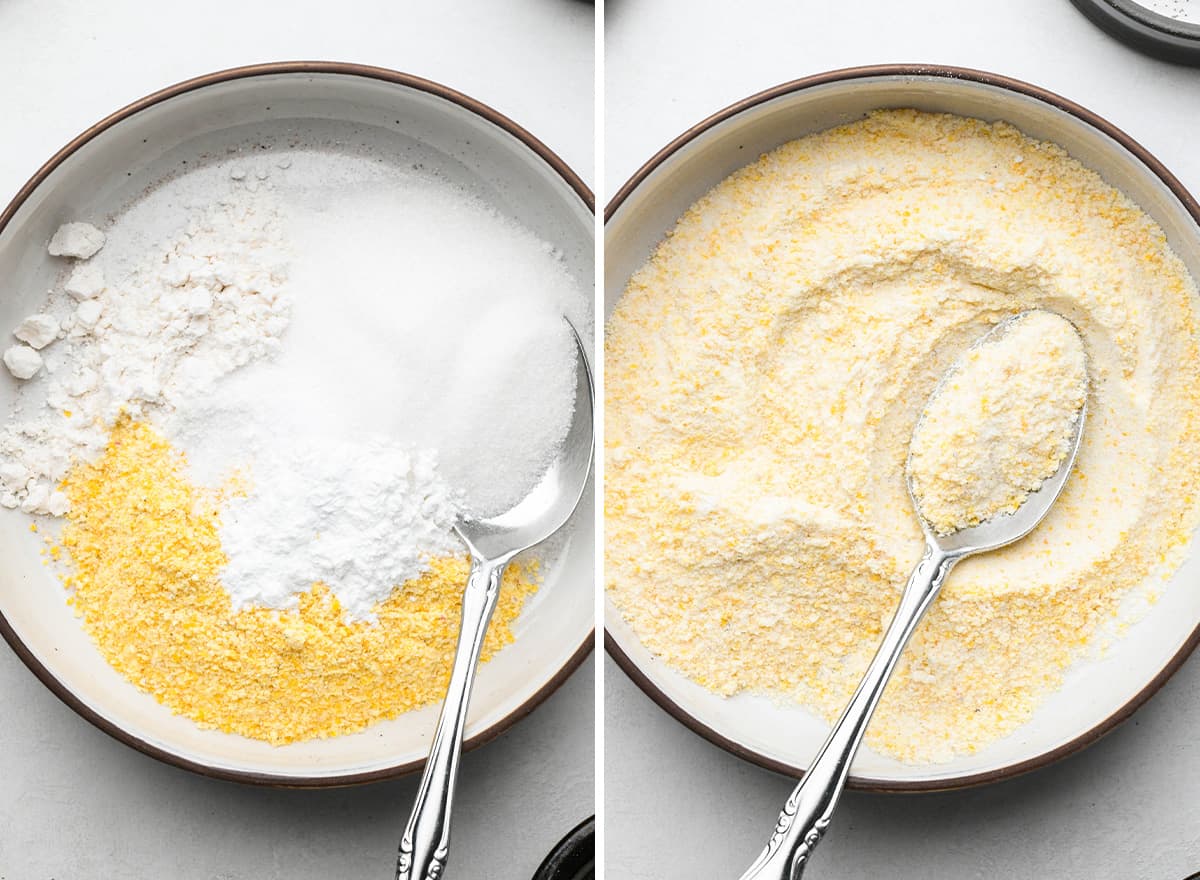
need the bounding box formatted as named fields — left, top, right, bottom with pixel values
left=280, top=179, right=581, bottom=518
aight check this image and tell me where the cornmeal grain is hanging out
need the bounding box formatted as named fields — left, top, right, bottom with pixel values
left=605, top=110, right=1200, bottom=762
left=56, top=418, right=537, bottom=745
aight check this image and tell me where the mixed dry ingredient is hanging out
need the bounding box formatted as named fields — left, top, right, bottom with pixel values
left=908, top=310, right=1088, bottom=535
left=3, top=152, right=586, bottom=744
left=605, top=110, right=1200, bottom=763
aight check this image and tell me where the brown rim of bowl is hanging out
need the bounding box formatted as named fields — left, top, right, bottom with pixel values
left=603, top=62, right=1200, bottom=793
left=0, top=60, right=595, bottom=789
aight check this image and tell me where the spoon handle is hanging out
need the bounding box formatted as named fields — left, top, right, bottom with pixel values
left=397, top=556, right=505, bottom=880
left=737, top=545, right=956, bottom=880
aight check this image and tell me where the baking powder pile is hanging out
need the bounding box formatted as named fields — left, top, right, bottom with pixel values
left=605, top=110, right=1200, bottom=763
left=216, top=438, right=461, bottom=621
left=908, top=310, right=1087, bottom=535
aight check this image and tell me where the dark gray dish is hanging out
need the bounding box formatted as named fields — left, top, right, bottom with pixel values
left=533, top=817, right=594, bottom=880
left=1070, top=0, right=1200, bottom=64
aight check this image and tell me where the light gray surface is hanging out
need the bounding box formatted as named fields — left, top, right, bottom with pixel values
left=0, top=653, right=593, bottom=878
left=605, top=1, right=1200, bottom=878
left=606, top=654, right=1200, bottom=879
left=606, top=0, right=1199, bottom=198
left=0, top=0, right=594, bottom=877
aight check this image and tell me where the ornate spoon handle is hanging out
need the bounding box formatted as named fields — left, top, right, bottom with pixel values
left=738, top=546, right=956, bottom=880
left=397, top=556, right=505, bottom=880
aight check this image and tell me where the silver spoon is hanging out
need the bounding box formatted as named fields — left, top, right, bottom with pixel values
left=396, top=321, right=594, bottom=880
left=737, top=311, right=1087, bottom=880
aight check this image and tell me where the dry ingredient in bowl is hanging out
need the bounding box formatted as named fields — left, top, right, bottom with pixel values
left=605, top=110, right=1200, bottom=763
left=52, top=419, right=537, bottom=744
left=216, top=434, right=462, bottom=622
left=4, top=152, right=588, bottom=744
left=908, top=311, right=1087, bottom=535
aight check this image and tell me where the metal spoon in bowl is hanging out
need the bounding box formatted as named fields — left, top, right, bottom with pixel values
left=397, top=321, right=594, bottom=880
left=737, top=311, right=1088, bottom=880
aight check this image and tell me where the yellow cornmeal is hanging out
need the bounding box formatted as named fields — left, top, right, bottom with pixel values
left=909, top=310, right=1088, bottom=535
left=605, top=109, right=1200, bottom=763
left=54, top=418, right=538, bottom=745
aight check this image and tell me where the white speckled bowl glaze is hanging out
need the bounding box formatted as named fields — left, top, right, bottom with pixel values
left=605, top=65, right=1200, bottom=791
left=0, top=63, right=594, bottom=786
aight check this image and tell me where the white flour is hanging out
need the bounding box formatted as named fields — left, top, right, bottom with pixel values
left=0, top=188, right=290, bottom=513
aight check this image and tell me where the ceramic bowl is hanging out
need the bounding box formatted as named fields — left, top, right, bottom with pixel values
left=604, top=64, right=1200, bottom=791
left=0, top=62, right=594, bottom=786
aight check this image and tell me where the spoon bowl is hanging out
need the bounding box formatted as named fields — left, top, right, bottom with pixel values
left=921, top=406, right=1085, bottom=557
left=909, top=313, right=1088, bottom=558
left=455, top=322, right=595, bottom=563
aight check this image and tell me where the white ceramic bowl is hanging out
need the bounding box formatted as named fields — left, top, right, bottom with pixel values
left=0, top=62, right=594, bottom=786
left=604, top=64, right=1200, bottom=791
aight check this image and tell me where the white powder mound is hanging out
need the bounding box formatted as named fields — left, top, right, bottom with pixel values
left=215, top=430, right=462, bottom=621
left=0, top=190, right=290, bottom=513
left=235, top=177, right=583, bottom=518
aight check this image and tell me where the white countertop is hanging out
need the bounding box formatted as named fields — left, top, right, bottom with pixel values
left=605, top=1, right=1200, bottom=878
left=0, top=1, right=594, bottom=877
